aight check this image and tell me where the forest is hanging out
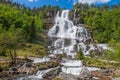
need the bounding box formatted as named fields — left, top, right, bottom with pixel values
left=0, top=0, right=120, bottom=63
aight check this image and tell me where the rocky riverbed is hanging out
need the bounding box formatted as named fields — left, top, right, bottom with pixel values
left=0, top=54, right=120, bottom=80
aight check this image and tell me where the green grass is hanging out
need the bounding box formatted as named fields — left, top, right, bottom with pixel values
left=83, top=56, right=120, bottom=69
left=17, top=49, right=38, bottom=57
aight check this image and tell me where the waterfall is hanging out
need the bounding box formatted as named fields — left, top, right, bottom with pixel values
left=17, top=10, right=110, bottom=80
left=48, top=10, right=97, bottom=58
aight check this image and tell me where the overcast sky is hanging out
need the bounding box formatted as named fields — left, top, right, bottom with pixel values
left=12, top=0, right=120, bottom=9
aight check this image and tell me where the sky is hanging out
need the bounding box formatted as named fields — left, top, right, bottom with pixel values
left=12, top=0, right=120, bottom=9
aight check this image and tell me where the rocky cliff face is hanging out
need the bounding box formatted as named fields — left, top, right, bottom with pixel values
left=43, top=11, right=57, bottom=30
left=43, top=9, right=85, bottom=30
left=69, top=9, right=84, bottom=25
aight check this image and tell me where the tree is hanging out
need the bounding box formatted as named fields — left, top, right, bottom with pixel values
left=0, top=27, right=24, bottom=65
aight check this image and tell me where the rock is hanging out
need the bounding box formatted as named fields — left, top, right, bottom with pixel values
left=92, top=77, right=100, bottom=80
left=17, top=62, right=38, bottom=75
left=59, top=72, right=78, bottom=80
left=113, top=69, right=120, bottom=77
left=18, top=65, right=38, bottom=75
left=0, top=66, right=3, bottom=72
left=8, top=67, right=19, bottom=75
left=43, top=66, right=60, bottom=79
left=36, top=61, right=59, bottom=70
left=91, top=71, right=112, bottom=80
left=35, top=60, right=59, bottom=70
left=78, top=66, right=92, bottom=80
left=113, top=77, right=120, bottom=80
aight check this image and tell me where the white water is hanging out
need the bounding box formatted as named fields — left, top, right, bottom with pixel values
left=47, top=10, right=107, bottom=76
left=61, top=67, right=100, bottom=75
left=18, top=10, right=109, bottom=80
left=48, top=10, right=106, bottom=58
left=33, top=57, right=50, bottom=63
left=28, top=68, right=53, bottom=79
left=61, top=59, right=83, bottom=67
left=61, top=59, right=100, bottom=75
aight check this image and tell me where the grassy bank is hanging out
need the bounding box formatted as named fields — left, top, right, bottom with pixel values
left=83, top=56, right=120, bottom=69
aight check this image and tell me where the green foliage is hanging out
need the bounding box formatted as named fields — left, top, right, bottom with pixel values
left=76, top=48, right=84, bottom=60
left=0, top=2, right=46, bottom=58
left=0, top=26, right=24, bottom=64
left=107, top=40, right=120, bottom=61
left=83, top=57, right=120, bottom=68
left=74, top=3, right=120, bottom=43
left=0, top=3, right=44, bottom=42
left=54, top=77, right=63, bottom=80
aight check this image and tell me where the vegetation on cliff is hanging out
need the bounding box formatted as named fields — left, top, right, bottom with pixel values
left=73, top=3, right=120, bottom=62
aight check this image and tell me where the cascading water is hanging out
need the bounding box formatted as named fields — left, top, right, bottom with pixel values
left=47, top=10, right=108, bottom=76
left=48, top=10, right=99, bottom=57
left=17, top=10, right=109, bottom=80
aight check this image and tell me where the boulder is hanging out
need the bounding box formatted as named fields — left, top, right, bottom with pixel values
left=8, top=67, right=19, bottom=75
left=59, top=72, right=78, bottom=80
left=78, top=66, right=92, bottom=80
left=43, top=66, right=60, bottom=79
left=17, top=62, right=38, bottom=75
left=18, top=65, right=38, bottom=75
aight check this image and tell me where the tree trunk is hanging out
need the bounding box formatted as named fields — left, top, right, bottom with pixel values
left=9, top=49, right=14, bottom=62
left=13, top=46, right=17, bottom=65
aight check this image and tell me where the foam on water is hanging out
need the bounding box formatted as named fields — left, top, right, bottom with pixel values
left=61, top=67, right=100, bottom=75
left=33, top=57, right=50, bottom=63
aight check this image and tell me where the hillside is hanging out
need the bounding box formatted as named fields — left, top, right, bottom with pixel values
left=0, top=1, right=120, bottom=80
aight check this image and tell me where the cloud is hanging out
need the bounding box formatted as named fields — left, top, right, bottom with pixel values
left=28, top=0, right=33, bottom=2
left=27, top=0, right=111, bottom=5
left=28, top=0, right=39, bottom=2
left=76, top=0, right=111, bottom=5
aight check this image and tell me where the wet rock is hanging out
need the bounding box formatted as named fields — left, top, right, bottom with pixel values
left=101, top=68, right=113, bottom=73
left=18, top=63, right=38, bottom=75
left=92, top=77, right=100, bottom=80
left=43, top=66, right=60, bottom=79
left=59, top=72, right=78, bottom=80
left=7, top=67, right=19, bottom=76
left=78, top=66, right=92, bottom=80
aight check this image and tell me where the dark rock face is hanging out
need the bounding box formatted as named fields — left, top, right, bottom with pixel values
left=0, top=66, right=3, bottom=72
left=69, top=9, right=84, bottom=25
left=46, top=11, right=55, bottom=18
